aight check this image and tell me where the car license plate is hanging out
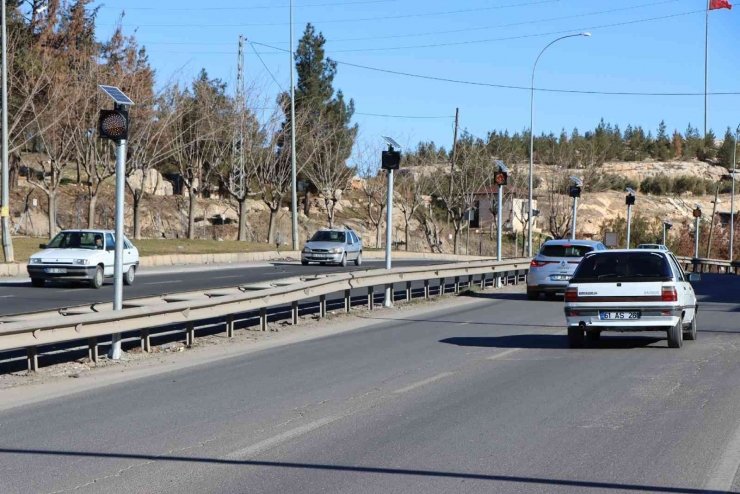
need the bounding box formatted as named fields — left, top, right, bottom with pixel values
left=314, top=254, right=327, bottom=259
left=551, top=275, right=570, bottom=281
left=600, top=311, right=640, bottom=320
left=44, top=268, right=67, bottom=274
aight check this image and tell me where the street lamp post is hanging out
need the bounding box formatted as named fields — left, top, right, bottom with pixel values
left=693, top=204, right=702, bottom=259
left=626, top=188, right=636, bottom=248
left=381, top=136, right=401, bottom=307
left=528, top=32, right=590, bottom=256
left=663, top=220, right=673, bottom=248
left=730, top=125, right=738, bottom=260
left=569, top=177, right=583, bottom=241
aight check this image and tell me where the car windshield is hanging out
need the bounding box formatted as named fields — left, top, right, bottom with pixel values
left=572, top=252, right=672, bottom=283
left=540, top=244, right=593, bottom=258
left=310, top=231, right=346, bottom=243
left=47, top=231, right=103, bottom=250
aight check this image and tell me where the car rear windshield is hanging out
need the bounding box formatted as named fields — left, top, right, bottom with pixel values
left=310, top=231, right=346, bottom=243
left=571, top=252, right=672, bottom=283
left=539, top=244, right=593, bottom=258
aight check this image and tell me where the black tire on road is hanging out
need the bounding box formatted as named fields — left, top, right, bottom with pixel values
left=586, top=331, right=601, bottom=342
left=684, top=313, right=698, bottom=341
left=667, top=320, right=683, bottom=348
left=124, top=265, right=136, bottom=286
left=527, top=290, right=539, bottom=301
left=340, top=253, right=347, bottom=268
left=545, top=292, right=558, bottom=301
left=354, top=252, right=362, bottom=266
left=568, top=327, right=585, bottom=348
left=90, top=266, right=104, bottom=289
left=31, top=278, right=45, bottom=288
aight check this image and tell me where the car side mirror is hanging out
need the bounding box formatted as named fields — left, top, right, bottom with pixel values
left=39, top=243, right=47, bottom=249
left=106, top=245, right=115, bottom=252
left=688, top=274, right=701, bottom=282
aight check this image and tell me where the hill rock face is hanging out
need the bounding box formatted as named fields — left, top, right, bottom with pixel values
left=601, top=160, right=729, bottom=182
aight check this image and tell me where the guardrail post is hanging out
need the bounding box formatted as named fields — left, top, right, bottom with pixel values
left=480, top=274, right=485, bottom=289
left=27, top=346, right=38, bottom=372
left=454, top=276, right=460, bottom=294
left=424, top=279, right=430, bottom=299
left=514, top=270, right=520, bottom=285
left=319, top=295, right=327, bottom=318
left=291, top=301, right=299, bottom=325
left=88, top=337, right=98, bottom=363
left=140, top=329, right=151, bottom=353
left=186, top=322, right=195, bottom=347
left=439, top=278, right=445, bottom=296
left=260, top=307, right=268, bottom=330
left=406, top=281, right=412, bottom=302
left=368, top=286, right=374, bottom=310
left=226, top=314, right=235, bottom=338
left=344, top=290, right=351, bottom=313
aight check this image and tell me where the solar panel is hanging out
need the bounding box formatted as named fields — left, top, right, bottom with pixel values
left=494, top=159, right=509, bottom=173
left=99, top=85, right=135, bottom=106
left=381, top=135, right=402, bottom=149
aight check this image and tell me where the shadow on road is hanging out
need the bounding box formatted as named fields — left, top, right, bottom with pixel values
left=440, top=334, right=665, bottom=350
left=0, top=448, right=724, bottom=493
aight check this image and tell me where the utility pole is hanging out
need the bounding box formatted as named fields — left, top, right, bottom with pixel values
left=706, top=184, right=720, bottom=258
left=730, top=125, right=738, bottom=260
left=447, top=108, right=459, bottom=224
left=289, top=0, right=299, bottom=251
left=232, top=36, right=246, bottom=200
left=1, top=0, right=14, bottom=262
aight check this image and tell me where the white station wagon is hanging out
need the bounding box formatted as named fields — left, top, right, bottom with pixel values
left=564, top=249, right=700, bottom=348
left=27, top=230, right=139, bottom=289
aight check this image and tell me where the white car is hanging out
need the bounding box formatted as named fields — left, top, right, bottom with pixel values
left=564, top=249, right=699, bottom=348
left=27, top=230, right=139, bottom=289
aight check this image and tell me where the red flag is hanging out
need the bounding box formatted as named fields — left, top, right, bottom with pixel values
left=710, top=0, right=732, bottom=10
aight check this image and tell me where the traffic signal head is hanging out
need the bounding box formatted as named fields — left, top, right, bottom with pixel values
left=693, top=207, right=702, bottom=218
left=626, top=194, right=635, bottom=206
left=493, top=171, right=508, bottom=186
left=98, top=109, right=130, bottom=141
left=381, top=149, right=401, bottom=170
left=569, top=185, right=582, bottom=198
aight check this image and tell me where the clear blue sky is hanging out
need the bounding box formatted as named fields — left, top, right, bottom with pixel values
left=93, top=0, right=740, bottom=152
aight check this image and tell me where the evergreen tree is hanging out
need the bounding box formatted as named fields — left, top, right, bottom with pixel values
left=717, top=127, right=736, bottom=169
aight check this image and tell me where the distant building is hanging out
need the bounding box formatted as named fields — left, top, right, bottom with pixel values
left=472, top=185, right=539, bottom=233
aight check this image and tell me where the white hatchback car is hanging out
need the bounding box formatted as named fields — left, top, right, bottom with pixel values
left=564, top=249, right=699, bottom=348
left=27, top=230, right=139, bottom=289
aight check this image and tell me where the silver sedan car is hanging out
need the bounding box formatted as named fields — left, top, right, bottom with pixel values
left=527, top=239, right=607, bottom=300
left=301, top=229, right=363, bottom=267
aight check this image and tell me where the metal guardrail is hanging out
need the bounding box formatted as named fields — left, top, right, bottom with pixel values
left=676, top=256, right=740, bottom=275
left=0, top=258, right=531, bottom=373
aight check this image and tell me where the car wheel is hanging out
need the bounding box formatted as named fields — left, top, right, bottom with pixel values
left=527, top=290, right=539, bottom=301
left=545, top=292, right=558, bottom=301
left=586, top=331, right=601, bottom=342
left=667, top=320, right=683, bottom=348
left=340, top=253, right=347, bottom=267
left=684, top=313, right=698, bottom=341
left=354, top=252, right=362, bottom=266
left=123, top=266, right=136, bottom=286
left=89, top=266, right=104, bottom=289
left=301, top=260, right=309, bottom=266
left=31, top=278, right=45, bottom=288
left=568, top=327, right=585, bottom=348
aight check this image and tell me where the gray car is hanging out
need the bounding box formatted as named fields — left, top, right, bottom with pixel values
left=527, top=239, right=607, bottom=300
left=301, top=229, right=363, bottom=267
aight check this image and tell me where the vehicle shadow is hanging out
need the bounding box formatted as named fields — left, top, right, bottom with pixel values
left=440, top=334, right=665, bottom=350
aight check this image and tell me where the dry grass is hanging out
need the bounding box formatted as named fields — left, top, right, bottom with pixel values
left=2, top=237, right=277, bottom=263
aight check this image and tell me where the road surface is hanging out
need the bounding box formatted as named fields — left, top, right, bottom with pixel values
left=1, top=274, right=740, bottom=493
left=0, top=259, right=440, bottom=316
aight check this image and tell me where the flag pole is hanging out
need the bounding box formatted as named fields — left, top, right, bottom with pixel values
left=704, top=0, right=710, bottom=137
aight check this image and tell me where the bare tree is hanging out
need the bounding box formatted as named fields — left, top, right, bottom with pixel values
left=543, top=173, right=572, bottom=239
left=396, top=171, right=431, bottom=251
left=355, top=144, right=386, bottom=248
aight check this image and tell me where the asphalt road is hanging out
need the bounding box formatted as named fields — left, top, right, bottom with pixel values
left=2, top=275, right=740, bottom=493
left=0, top=259, right=440, bottom=316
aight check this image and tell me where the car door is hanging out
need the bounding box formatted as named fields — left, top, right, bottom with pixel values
left=123, top=237, right=137, bottom=269
left=669, top=253, right=696, bottom=321
left=346, top=232, right=358, bottom=259
left=103, top=233, right=116, bottom=276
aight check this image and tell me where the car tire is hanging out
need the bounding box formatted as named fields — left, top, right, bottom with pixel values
left=31, top=278, right=45, bottom=288
left=301, top=260, right=309, bottom=266
left=90, top=266, right=104, bottom=289
left=684, top=313, right=698, bottom=341
left=124, top=266, right=136, bottom=286
left=667, top=321, right=683, bottom=348
left=527, top=290, right=539, bottom=301
left=354, top=252, right=362, bottom=266
left=586, top=331, right=601, bottom=342
left=340, top=253, right=347, bottom=268
left=545, top=292, right=558, bottom=301
left=568, top=327, right=585, bottom=348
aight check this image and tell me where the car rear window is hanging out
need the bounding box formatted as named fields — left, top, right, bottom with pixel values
left=540, top=244, right=593, bottom=258
left=571, top=252, right=672, bottom=283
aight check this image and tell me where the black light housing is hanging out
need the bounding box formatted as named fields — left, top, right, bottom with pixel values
left=493, top=171, right=508, bottom=186
left=98, top=108, right=130, bottom=141
left=569, top=185, right=582, bottom=198
left=626, top=194, right=636, bottom=206
left=382, top=149, right=401, bottom=170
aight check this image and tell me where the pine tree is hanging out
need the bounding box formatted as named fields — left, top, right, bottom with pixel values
left=717, top=127, right=736, bottom=169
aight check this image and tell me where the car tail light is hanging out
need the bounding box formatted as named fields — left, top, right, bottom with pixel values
left=661, top=287, right=678, bottom=302
left=530, top=260, right=552, bottom=268
left=568, top=261, right=581, bottom=264
left=565, top=287, right=579, bottom=303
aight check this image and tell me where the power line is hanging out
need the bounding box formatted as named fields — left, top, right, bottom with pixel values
left=105, top=0, right=560, bottom=28
left=249, top=42, right=286, bottom=91
left=99, top=0, right=399, bottom=12
left=251, top=41, right=740, bottom=97
left=354, top=112, right=456, bottom=119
